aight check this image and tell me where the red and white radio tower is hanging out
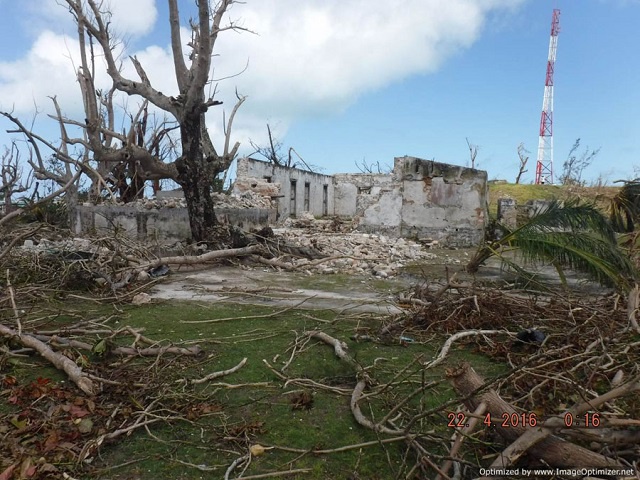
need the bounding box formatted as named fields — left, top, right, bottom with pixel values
left=535, top=9, right=561, bottom=185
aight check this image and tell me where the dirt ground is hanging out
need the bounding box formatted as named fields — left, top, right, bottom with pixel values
left=150, top=265, right=410, bottom=313
left=149, top=244, right=605, bottom=313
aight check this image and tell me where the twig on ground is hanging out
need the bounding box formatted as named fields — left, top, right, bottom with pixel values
left=178, top=358, right=247, bottom=385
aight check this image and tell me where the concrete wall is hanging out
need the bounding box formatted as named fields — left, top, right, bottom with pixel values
left=397, top=157, right=488, bottom=246
left=235, top=156, right=488, bottom=247
left=335, top=157, right=488, bottom=246
left=333, top=173, right=395, bottom=219
left=496, top=198, right=555, bottom=229
left=74, top=205, right=274, bottom=243
left=234, top=158, right=334, bottom=220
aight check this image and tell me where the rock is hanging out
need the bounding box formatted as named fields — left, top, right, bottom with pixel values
left=137, top=271, right=150, bottom=281
left=375, top=270, right=389, bottom=279
left=131, top=293, right=152, bottom=305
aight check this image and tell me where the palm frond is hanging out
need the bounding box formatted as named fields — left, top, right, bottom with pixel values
left=491, top=254, right=553, bottom=292
left=511, top=231, right=636, bottom=289
left=610, top=180, right=640, bottom=232
left=468, top=199, right=638, bottom=291
left=514, top=199, right=616, bottom=242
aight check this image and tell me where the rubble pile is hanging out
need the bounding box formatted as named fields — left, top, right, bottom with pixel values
left=270, top=226, right=465, bottom=277
left=104, top=191, right=273, bottom=211
left=19, top=237, right=111, bottom=259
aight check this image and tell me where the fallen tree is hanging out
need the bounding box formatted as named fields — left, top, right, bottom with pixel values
left=447, top=362, right=630, bottom=469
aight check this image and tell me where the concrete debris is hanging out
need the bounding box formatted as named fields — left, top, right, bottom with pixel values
left=268, top=226, right=461, bottom=277
left=20, top=237, right=110, bottom=257
left=107, top=191, right=273, bottom=211
left=14, top=209, right=466, bottom=281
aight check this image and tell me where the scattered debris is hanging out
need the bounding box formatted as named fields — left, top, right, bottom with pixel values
left=148, top=264, right=170, bottom=278
left=131, top=292, right=152, bottom=305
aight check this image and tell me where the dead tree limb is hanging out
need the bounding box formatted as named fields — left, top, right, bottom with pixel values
left=424, top=330, right=502, bottom=369
left=179, top=357, right=247, bottom=385
left=0, top=323, right=96, bottom=395
left=30, top=334, right=202, bottom=357
left=308, top=331, right=404, bottom=435
left=436, top=402, right=487, bottom=480
left=129, top=244, right=263, bottom=270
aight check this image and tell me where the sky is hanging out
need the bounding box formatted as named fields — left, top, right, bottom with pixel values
left=0, top=0, right=639, bottom=185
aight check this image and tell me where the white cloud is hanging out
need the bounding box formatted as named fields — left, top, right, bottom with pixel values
left=0, top=31, right=84, bottom=114
left=0, top=0, right=524, bottom=154
left=209, top=0, right=526, bottom=146
left=26, top=0, right=157, bottom=38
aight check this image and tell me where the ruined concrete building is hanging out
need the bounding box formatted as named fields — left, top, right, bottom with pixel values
left=234, top=156, right=488, bottom=247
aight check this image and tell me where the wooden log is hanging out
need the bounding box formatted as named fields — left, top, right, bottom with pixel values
left=446, top=363, right=624, bottom=469
left=0, top=323, right=96, bottom=395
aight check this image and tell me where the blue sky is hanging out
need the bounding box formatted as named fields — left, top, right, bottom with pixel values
left=0, top=0, right=638, bottom=185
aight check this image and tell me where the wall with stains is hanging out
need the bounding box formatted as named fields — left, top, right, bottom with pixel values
left=74, top=205, right=274, bottom=243
left=235, top=156, right=488, bottom=247
left=234, top=158, right=334, bottom=220
left=394, top=156, right=488, bottom=246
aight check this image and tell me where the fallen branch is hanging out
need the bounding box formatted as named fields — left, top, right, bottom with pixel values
left=230, top=469, right=313, bottom=480
left=436, top=402, right=487, bottom=480
left=308, top=330, right=404, bottom=435
left=447, top=363, right=625, bottom=469
left=31, top=333, right=202, bottom=357
left=425, top=330, right=503, bottom=369
left=129, top=244, right=263, bottom=271
left=0, top=226, right=41, bottom=264
left=179, top=357, right=247, bottom=385
left=181, top=297, right=312, bottom=324
left=268, top=436, right=408, bottom=455
left=0, top=323, right=96, bottom=395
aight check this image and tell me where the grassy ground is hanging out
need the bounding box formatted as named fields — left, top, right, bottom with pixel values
left=1, top=299, right=507, bottom=479
left=487, top=182, right=620, bottom=217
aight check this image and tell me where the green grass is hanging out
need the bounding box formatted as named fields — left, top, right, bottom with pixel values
left=488, top=183, right=563, bottom=217
left=487, top=182, right=620, bottom=217
left=1, top=300, right=507, bottom=479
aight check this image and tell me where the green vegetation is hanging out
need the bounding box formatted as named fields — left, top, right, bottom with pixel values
left=468, top=199, right=637, bottom=290
left=1, top=300, right=505, bottom=479
left=487, top=182, right=620, bottom=217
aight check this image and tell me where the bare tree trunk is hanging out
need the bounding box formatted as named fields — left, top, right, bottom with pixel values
left=0, top=323, right=96, bottom=395
left=176, top=118, right=218, bottom=240
left=66, top=183, right=79, bottom=233
left=515, top=143, right=529, bottom=185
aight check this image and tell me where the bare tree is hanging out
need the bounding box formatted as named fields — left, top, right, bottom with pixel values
left=248, top=123, right=319, bottom=172
left=1, top=103, right=104, bottom=231
left=466, top=138, right=479, bottom=169
left=515, top=143, right=529, bottom=184
left=249, top=124, right=283, bottom=165
left=64, top=0, right=250, bottom=241
left=0, top=144, right=31, bottom=215
left=355, top=157, right=391, bottom=174
left=559, top=138, right=600, bottom=186
left=3, top=1, right=248, bottom=240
